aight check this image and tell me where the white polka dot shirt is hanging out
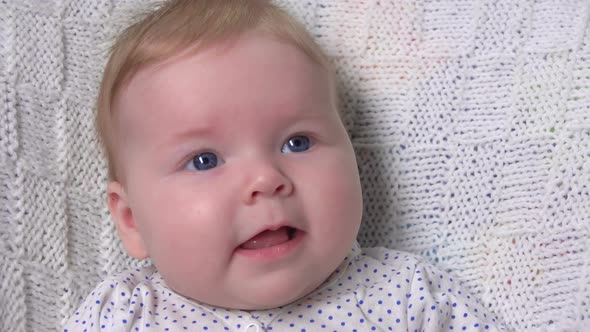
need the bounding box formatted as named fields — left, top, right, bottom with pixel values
left=64, top=244, right=506, bottom=331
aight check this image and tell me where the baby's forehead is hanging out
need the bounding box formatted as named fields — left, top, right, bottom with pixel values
left=115, top=34, right=335, bottom=128
left=142, top=32, right=320, bottom=76
left=126, top=34, right=329, bottom=96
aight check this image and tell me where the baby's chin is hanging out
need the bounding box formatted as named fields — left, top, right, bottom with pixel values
left=226, top=280, right=321, bottom=310
left=239, top=285, right=318, bottom=311
left=184, top=274, right=326, bottom=311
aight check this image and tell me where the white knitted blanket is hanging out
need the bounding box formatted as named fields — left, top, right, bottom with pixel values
left=1, top=0, right=589, bottom=331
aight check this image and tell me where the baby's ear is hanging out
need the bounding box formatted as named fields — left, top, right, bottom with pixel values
left=107, top=181, right=149, bottom=260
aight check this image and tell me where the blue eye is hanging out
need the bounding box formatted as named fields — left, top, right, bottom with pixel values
left=281, top=135, right=311, bottom=153
left=186, top=152, right=220, bottom=171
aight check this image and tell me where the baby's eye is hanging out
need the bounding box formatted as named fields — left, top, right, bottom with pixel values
left=281, top=135, right=312, bottom=153
left=185, top=152, right=222, bottom=171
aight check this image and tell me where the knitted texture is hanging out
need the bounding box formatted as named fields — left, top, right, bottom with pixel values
left=0, top=0, right=589, bottom=331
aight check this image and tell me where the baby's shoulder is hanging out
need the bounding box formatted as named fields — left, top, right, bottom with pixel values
left=85, top=265, right=161, bottom=304
left=349, top=246, right=464, bottom=292
left=339, top=247, right=507, bottom=330
left=353, top=246, right=431, bottom=276
left=63, top=266, right=216, bottom=331
left=360, top=246, right=426, bottom=265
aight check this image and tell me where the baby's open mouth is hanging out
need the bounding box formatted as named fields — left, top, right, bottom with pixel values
left=239, top=226, right=297, bottom=250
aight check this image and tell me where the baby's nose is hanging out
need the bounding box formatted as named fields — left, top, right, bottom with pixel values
left=242, top=164, right=293, bottom=204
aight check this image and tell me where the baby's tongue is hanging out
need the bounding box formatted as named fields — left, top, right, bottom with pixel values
left=240, top=227, right=290, bottom=250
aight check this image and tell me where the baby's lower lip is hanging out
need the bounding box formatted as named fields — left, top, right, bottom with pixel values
left=239, top=226, right=295, bottom=250
left=234, top=229, right=304, bottom=260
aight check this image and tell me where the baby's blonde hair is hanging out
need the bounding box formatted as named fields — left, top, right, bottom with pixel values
left=97, top=0, right=333, bottom=181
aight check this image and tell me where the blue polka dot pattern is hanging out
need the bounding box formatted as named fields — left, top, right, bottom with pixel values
left=63, top=246, right=506, bottom=331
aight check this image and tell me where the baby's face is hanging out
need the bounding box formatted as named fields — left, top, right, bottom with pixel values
left=111, top=32, right=363, bottom=309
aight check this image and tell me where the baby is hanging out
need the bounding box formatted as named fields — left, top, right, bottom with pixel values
left=64, top=0, right=505, bottom=331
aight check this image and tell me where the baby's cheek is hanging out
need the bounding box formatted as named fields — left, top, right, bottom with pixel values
left=304, top=153, right=362, bottom=225
left=322, top=153, right=362, bottom=203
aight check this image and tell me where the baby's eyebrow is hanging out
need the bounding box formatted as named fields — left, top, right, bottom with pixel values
left=162, top=125, right=213, bottom=146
